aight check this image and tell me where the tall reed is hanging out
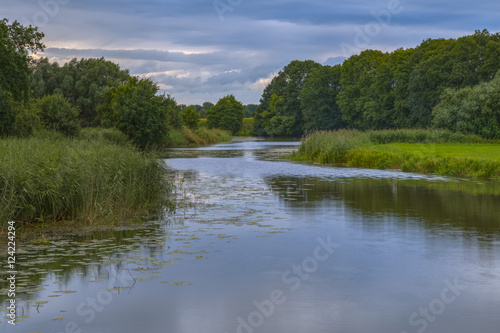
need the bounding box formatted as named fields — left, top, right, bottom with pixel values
left=0, top=135, right=172, bottom=227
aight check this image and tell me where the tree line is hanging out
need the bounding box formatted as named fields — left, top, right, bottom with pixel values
left=0, top=19, right=247, bottom=148
left=254, top=29, right=500, bottom=139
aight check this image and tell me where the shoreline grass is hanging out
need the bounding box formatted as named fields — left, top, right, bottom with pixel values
left=0, top=134, right=173, bottom=228
left=166, top=126, right=232, bottom=147
left=290, top=129, right=500, bottom=179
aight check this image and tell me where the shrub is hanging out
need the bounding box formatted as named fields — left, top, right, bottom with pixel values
left=37, top=93, right=81, bottom=136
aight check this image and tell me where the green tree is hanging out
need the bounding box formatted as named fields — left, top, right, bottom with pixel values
left=433, top=71, right=500, bottom=139
left=181, top=105, right=200, bottom=129
left=300, top=65, right=344, bottom=132
left=31, top=57, right=130, bottom=126
left=37, top=94, right=81, bottom=136
left=98, top=77, right=175, bottom=148
left=337, top=50, right=387, bottom=129
left=207, top=95, right=244, bottom=134
left=0, top=19, right=44, bottom=103
left=255, top=60, right=322, bottom=136
left=244, top=104, right=257, bottom=118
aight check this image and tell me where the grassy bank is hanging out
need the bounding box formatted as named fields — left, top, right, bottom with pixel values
left=166, top=126, right=232, bottom=147
left=0, top=133, right=172, bottom=228
left=291, top=129, right=500, bottom=179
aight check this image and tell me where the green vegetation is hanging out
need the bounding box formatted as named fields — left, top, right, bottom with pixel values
left=0, top=19, right=44, bottom=103
left=433, top=72, right=500, bottom=139
left=0, top=134, right=172, bottom=227
left=166, top=126, right=232, bottom=147
left=255, top=60, right=322, bottom=136
left=235, top=118, right=254, bottom=136
left=79, top=127, right=130, bottom=146
left=207, top=95, right=245, bottom=134
left=37, top=94, right=80, bottom=137
left=180, top=105, right=201, bottom=129
left=291, top=129, right=500, bottom=179
left=30, top=57, right=130, bottom=127
left=254, top=30, right=500, bottom=138
left=98, top=77, right=177, bottom=149
left=369, top=143, right=500, bottom=161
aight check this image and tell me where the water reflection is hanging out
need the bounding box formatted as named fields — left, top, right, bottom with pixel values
left=2, top=139, right=500, bottom=333
left=264, top=176, right=500, bottom=236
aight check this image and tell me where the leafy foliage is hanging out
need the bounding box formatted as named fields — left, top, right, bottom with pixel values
left=0, top=19, right=44, bottom=102
left=180, top=105, right=200, bottom=129
left=0, top=89, right=16, bottom=137
left=98, top=77, right=177, bottom=148
left=433, top=71, right=500, bottom=139
left=255, top=60, right=322, bottom=136
left=300, top=65, right=344, bottom=133
left=31, top=57, right=130, bottom=126
left=37, top=94, right=81, bottom=136
left=255, top=30, right=500, bottom=137
left=207, top=95, right=244, bottom=134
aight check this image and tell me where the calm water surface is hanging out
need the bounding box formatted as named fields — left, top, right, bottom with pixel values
left=2, top=138, right=500, bottom=333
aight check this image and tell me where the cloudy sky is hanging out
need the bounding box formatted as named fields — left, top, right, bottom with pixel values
left=3, top=0, right=500, bottom=105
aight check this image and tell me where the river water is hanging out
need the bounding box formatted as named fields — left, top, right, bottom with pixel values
left=2, top=138, right=500, bottom=333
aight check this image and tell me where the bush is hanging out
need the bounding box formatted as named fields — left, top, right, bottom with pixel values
left=37, top=93, right=81, bottom=136
left=13, top=99, right=41, bottom=137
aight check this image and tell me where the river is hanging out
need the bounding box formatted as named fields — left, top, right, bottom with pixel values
left=2, top=138, right=500, bottom=333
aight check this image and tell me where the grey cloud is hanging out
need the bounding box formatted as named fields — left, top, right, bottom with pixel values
left=5, top=0, right=500, bottom=104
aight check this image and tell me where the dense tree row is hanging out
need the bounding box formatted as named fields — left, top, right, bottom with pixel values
left=0, top=19, right=245, bottom=147
left=254, top=30, right=500, bottom=138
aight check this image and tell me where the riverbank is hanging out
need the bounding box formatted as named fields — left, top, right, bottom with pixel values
left=0, top=132, right=173, bottom=229
left=290, top=129, right=500, bottom=179
left=166, top=126, right=232, bottom=147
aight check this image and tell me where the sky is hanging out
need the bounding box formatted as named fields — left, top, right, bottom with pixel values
left=3, top=0, right=500, bottom=105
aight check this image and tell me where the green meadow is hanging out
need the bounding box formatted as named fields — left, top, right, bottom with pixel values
left=369, top=143, right=500, bottom=161
left=291, top=129, right=500, bottom=179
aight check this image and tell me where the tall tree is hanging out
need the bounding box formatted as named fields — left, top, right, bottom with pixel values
left=98, top=77, right=176, bottom=148
left=207, top=95, right=244, bottom=134
left=337, top=50, right=387, bottom=129
left=300, top=65, right=344, bottom=133
left=0, top=19, right=44, bottom=102
left=255, top=60, right=322, bottom=136
left=31, top=57, right=130, bottom=126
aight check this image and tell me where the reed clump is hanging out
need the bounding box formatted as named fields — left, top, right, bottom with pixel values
left=0, top=134, right=172, bottom=227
